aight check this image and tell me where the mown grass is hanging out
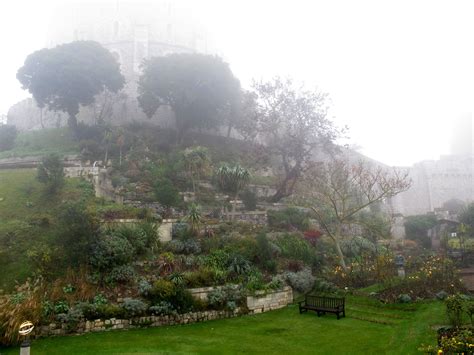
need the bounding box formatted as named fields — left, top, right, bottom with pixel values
left=0, top=128, right=79, bottom=159
left=0, top=299, right=445, bottom=354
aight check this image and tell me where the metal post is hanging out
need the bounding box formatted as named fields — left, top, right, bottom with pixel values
left=20, top=339, right=30, bottom=355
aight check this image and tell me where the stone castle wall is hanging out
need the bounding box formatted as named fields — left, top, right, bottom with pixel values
left=390, top=155, right=474, bottom=216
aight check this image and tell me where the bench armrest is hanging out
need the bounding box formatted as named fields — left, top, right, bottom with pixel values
left=298, top=300, right=305, bottom=306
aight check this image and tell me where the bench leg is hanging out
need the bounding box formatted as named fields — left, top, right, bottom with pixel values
left=317, top=311, right=321, bottom=317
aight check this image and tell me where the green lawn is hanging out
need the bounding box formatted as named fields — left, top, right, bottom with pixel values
left=0, top=298, right=445, bottom=354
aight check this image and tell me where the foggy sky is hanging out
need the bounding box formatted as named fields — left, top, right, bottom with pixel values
left=1, top=0, right=474, bottom=166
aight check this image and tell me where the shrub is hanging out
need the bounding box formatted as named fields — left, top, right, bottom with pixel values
left=154, top=177, right=181, bottom=211
left=0, top=124, right=17, bottom=151
left=313, top=278, right=339, bottom=294
left=149, top=279, right=175, bottom=298
left=267, top=275, right=285, bottom=290
left=275, top=233, right=314, bottom=264
left=208, top=285, right=244, bottom=311
left=56, top=306, right=83, bottom=332
left=37, top=153, right=65, bottom=193
left=105, top=265, right=137, bottom=284
left=57, top=202, right=99, bottom=266
left=121, top=298, right=147, bottom=317
left=82, top=304, right=125, bottom=320
left=149, top=302, right=177, bottom=316
left=114, top=225, right=148, bottom=255
left=268, top=207, right=310, bottom=231
left=138, top=279, right=152, bottom=296
left=245, top=271, right=266, bottom=292
left=166, top=238, right=201, bottom=255
left=285, top=267, right=315, bottom=293
left=90, top=234, right=134, bottom=270
left=436, top=291, right=449, bottom=300
left=446, top=294, right=465, bottom=328
left=185, top=267, right=216, bottom=288
left=397, top=294, right=412, bottom=303
left=227, top=254, right=252, bottom=276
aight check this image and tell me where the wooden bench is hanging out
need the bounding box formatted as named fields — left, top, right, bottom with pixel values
left=298, top=295, right=345, bottom=319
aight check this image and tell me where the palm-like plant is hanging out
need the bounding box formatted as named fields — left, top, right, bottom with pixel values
left=185, top=203, right=203, bottom=236
left=215, top=164, right=251, bottom=219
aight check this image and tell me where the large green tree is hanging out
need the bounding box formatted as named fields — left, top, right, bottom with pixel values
left=17, top=41, right=125, bottom=129
left=137, top=53, right=241, bottom=143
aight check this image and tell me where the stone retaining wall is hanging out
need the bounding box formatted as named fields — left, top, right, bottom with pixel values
left=247, top=286, right=293, bottom=314
left=33, top=287, right=293, bottom=339
left=35, top=309, right=241, bottom=338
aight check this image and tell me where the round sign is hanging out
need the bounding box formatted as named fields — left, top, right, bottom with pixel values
left=18, top=321, right=34, bottom=336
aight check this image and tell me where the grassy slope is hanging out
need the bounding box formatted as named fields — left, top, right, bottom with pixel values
left=0, top=169, right=93, bottom=290
left=1, top=298, right=445, bottom=354
left=0, top=128, right=79, bottom=159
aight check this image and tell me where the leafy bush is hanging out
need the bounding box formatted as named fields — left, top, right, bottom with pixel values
left=436, top=291, right=449, bottom=300
left=57, top=202, right=99, bottom=266
left=149, top=302, right=177, bottom=316
left=154, top=177, right=181, bottom=210
left=404, top=214, right=437, bottom=248
left=245, top=271, right=266, bottom=292
left=208, top=285, right=244, bottom=311
left=55, top=306, right=83, bottom=332
left=255, top=233, right=277, bottom=271
left=0, top=124, right=17, bottom=151
left=121, top=298, right=147, bottom=317
left=167, top=238, right=201, bottom=255
left=90, top=234, right=134, bottom=270
left=147, top=279, right=176, bottom=304
left=446, top=294, right=465, bottom=327
left=147, top=278, right=197, bottom=314
left=81, top=303, right=125, bottom=320
left=397, top=294, right=412, bottom=303
left=185, top=267, right=216, bottom=288
left=227, top=254, right=252, bottom=276
left=138, top=279, right=152, bottom=296
left=113, top=225, right=148, bottom=255
left=105, top=265, right=137, bottom=284
left=285, top=267, right=315, bottom=293
left=37, top=153, right=65, bottom=193
left=268, top=207, right=310, bottom=231
left=275, top=233, right=314, bottom=264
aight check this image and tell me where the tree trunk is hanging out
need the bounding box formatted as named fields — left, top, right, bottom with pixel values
left=334, top=238, right=348, bottom=271
left=68, top=114, right=78, bottom=131
left=104, top=148, right=108, bottom=168
left=39, top=107, right=44, bottom=129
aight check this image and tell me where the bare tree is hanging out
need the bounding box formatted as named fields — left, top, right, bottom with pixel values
left=247, top=78, right=341, bottom=202
left=302, top=159, right=411, bottom=270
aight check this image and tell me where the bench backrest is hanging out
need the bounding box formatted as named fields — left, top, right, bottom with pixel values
left=306, top=295, right=344, bottom=309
